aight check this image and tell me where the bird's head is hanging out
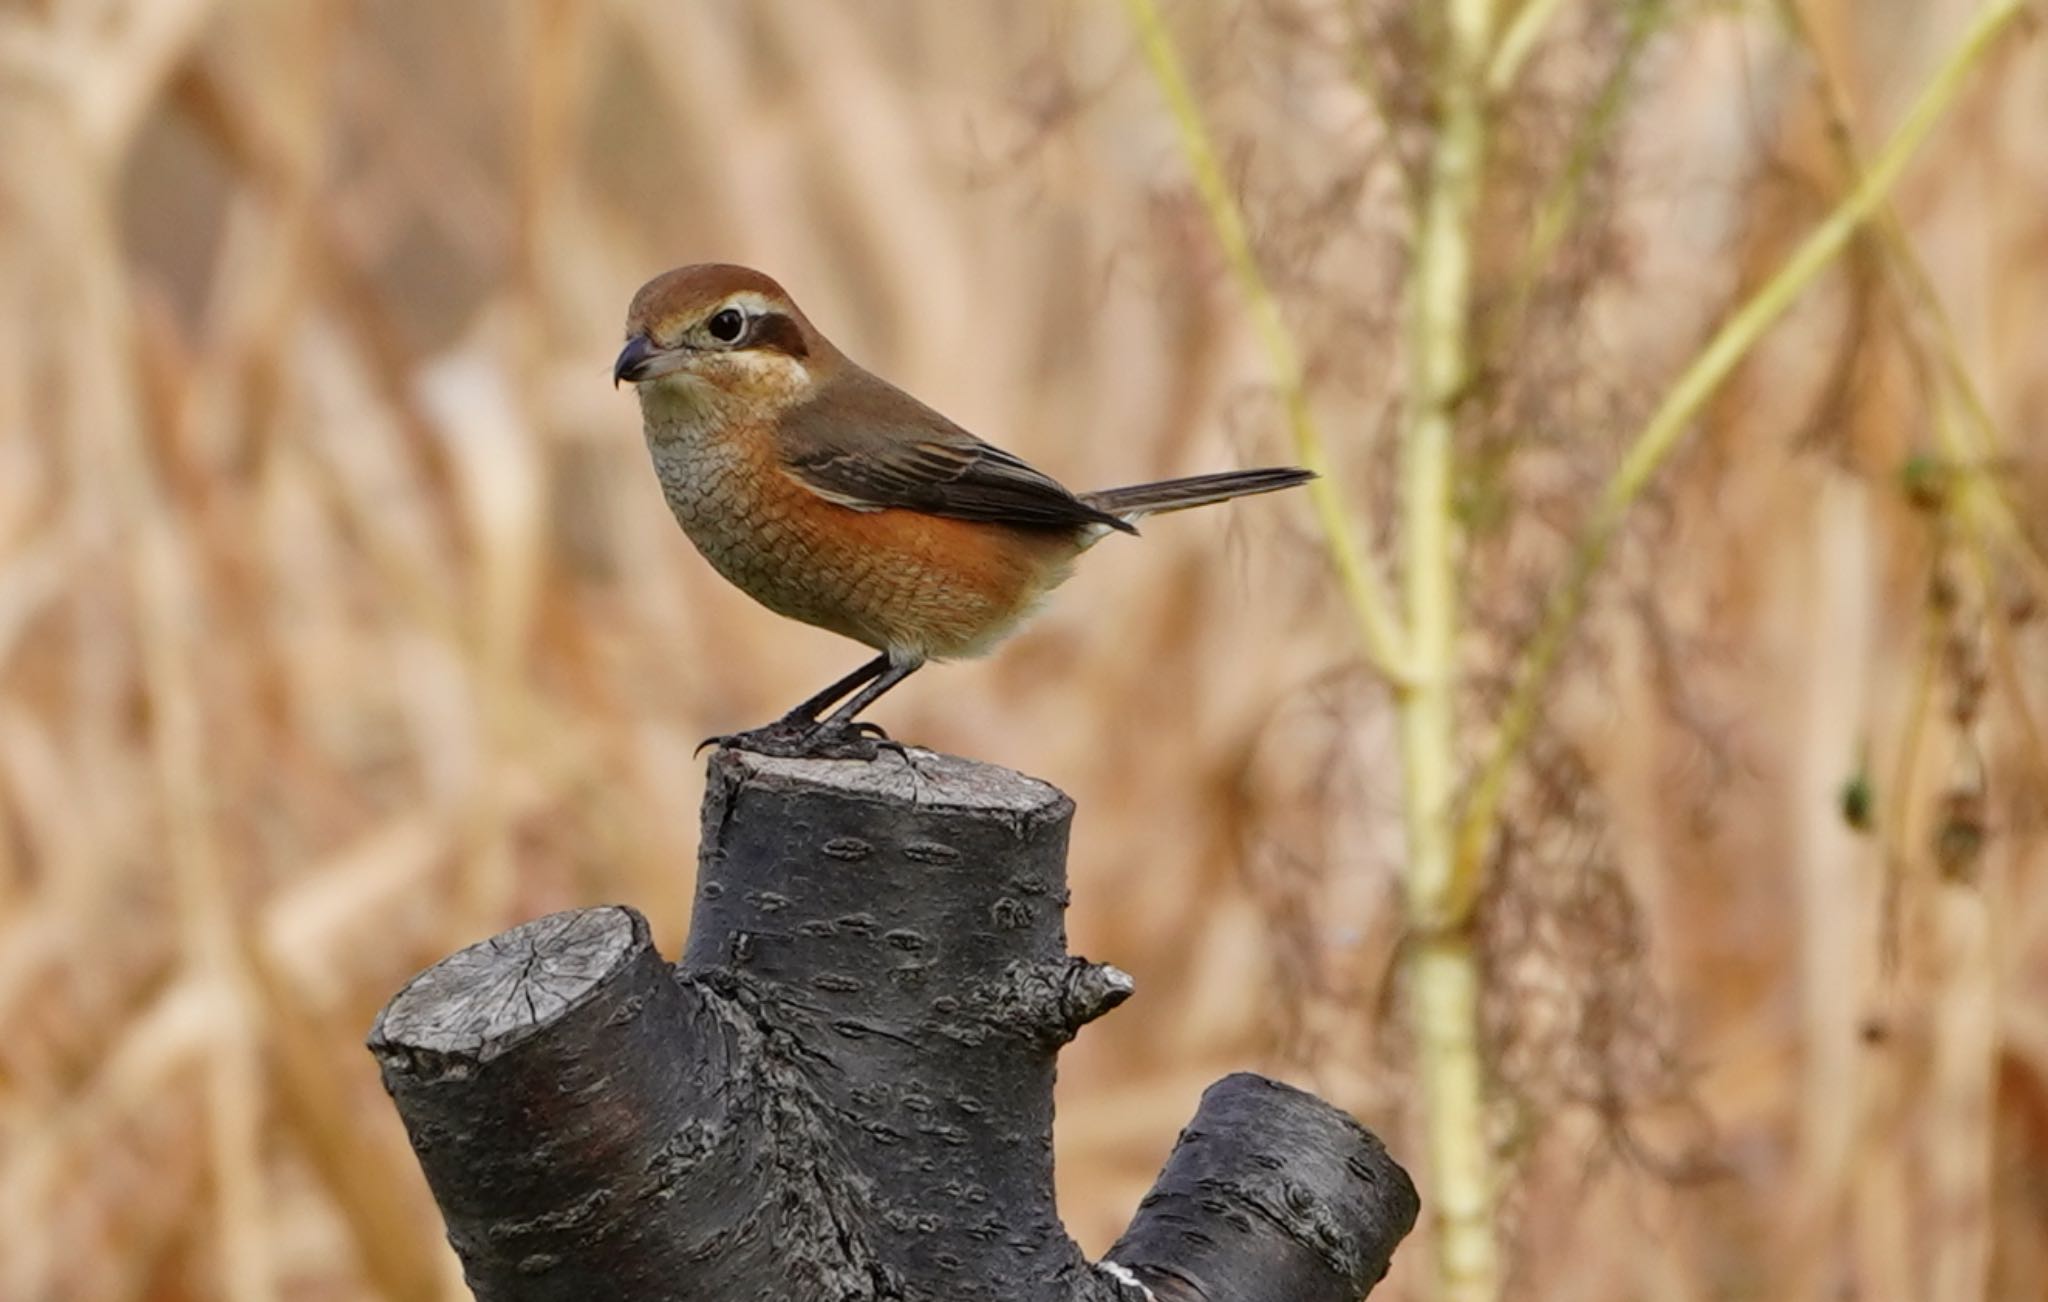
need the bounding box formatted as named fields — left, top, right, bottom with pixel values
left=614, top=264, right=832, bottom=418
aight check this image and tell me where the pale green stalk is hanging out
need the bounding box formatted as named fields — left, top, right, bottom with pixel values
left=1489, top=0, right=1574, bottom=93
left=1401, top=1, right=1500, bottom=1296
left=1124, top=0, right=1501, bottom=1293
left=1453, top=0, right=2032, bottom=906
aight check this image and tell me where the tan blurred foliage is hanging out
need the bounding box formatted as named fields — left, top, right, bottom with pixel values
left=0, top=1, right=2044, bottom=1299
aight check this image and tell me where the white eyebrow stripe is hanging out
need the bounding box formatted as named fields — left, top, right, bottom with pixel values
left=718, top=291, right=784, bottom=318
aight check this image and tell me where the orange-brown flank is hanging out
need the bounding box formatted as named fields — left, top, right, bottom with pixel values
left=644, top=392, right=1077, bottom=660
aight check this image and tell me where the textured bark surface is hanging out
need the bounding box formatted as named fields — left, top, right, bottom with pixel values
left=368, top=907, right=892, bottom=1300
left=1109, top=1073, right=1414, bottom=1300
left=371, top=748, right=1418, bottom=1301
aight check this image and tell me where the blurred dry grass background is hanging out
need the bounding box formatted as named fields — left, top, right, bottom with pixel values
left=1, top=0, right=2045, bottom=1299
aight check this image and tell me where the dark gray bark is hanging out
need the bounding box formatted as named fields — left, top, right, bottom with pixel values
left=370, top=749, right=1418, bottom=1301
left=1108, top=1074, right=1414, bottom=1300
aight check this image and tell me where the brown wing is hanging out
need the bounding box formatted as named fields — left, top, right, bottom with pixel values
left=776, top=367, right=1133, bottom=534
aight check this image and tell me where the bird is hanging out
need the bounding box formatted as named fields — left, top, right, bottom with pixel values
left=614, top=262, right=1312, bottom=759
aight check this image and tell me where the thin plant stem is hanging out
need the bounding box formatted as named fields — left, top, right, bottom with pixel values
left=1453, top=0, right=2032, bottom=911
left=1495, top=0, right=1667, bottom=349
left=1124, top=1, right=1500, bottom=1294
left=1121, top=0, right=1411, bottom=682
left=1771, top=0, right=2048, bottom=780
left=1881, top=566, right=1942, bottom=972
left=1489, top=0, right=1574, bottom=93
left=1400, top=0, right=1501, bottom=1296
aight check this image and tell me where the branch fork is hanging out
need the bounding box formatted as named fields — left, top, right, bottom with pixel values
left=371, top=748, right=1417, bottom=1300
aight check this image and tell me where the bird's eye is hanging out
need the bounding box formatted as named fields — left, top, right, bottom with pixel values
left=706, top=307, right=746, bottom=344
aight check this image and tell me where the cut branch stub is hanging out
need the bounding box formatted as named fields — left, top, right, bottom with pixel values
left=367, top=906, right=891, bottom=1300
left=369, top=747, right=1417, bottom=1301
left=1108, top=1072, right=1420, bottom=1301
left=689, top=749, right=1128, bottom=1296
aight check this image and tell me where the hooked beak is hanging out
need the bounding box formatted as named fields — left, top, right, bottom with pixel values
left=613, top=334, right=656, bottom=388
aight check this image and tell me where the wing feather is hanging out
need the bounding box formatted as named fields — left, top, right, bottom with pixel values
left=776, top=369, right=1132, bottom=533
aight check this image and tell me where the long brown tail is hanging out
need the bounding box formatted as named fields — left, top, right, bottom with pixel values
left=1080, top=466, right=1314, bottom=521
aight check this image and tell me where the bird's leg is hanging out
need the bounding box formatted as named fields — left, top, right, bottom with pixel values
left=700, top=653, right=910, bottom=760
left=778, top=653, right=890, bottom=726
left=815, top=657, right=921, bottom=730
left=717, top=656, right=922, bottom=761
left=790, top=656, right=926, bottom=761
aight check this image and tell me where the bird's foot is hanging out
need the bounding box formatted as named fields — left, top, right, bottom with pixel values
left=697, top=716, right=896, bottom=762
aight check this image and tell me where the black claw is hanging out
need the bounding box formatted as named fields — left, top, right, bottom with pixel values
left=697, top=716, right=903, bottom=763
left=696, top=715, right=810, bottom=758
left=870, top=737, right=934, bottom=792
left=874, top=737, right=914, bottom=764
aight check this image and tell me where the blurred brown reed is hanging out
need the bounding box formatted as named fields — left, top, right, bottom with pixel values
left=0, top=2, right=2043, bottom=1300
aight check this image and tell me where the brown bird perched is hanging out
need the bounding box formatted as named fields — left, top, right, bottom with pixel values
left=615, top=263, right=1312, bottom=758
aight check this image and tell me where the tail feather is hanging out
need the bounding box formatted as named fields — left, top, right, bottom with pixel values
left=1081, top=467, right=1314, bottom=521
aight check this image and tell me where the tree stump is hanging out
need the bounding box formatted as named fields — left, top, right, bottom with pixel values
left=369, top=748, right=1418, bottom=1300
